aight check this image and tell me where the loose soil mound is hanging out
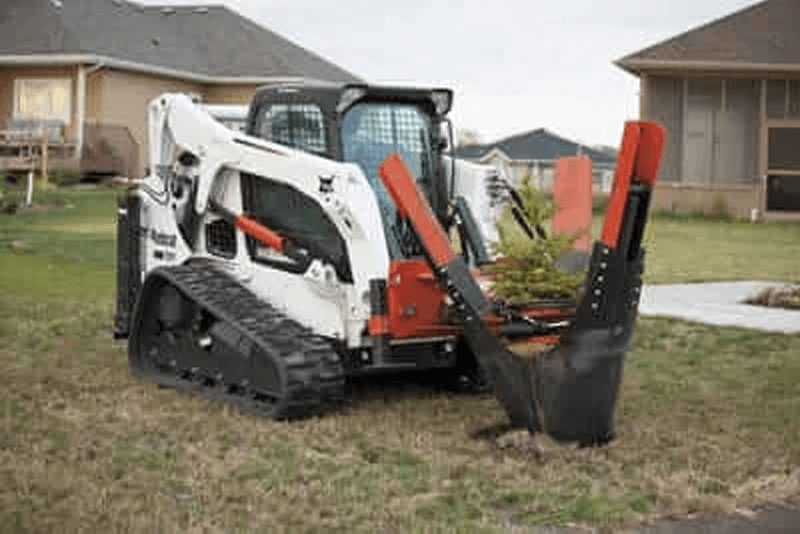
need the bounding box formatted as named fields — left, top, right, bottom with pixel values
left=744, top=285, right=800, bottom=310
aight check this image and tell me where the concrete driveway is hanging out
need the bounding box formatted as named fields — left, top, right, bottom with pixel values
left=639, top=281, right=800, bottom=335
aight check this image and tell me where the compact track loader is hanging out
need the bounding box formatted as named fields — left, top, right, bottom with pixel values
left=115, top=82, right=664, bottom=445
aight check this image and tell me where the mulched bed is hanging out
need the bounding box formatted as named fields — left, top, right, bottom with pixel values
left=744, top=285, right=800, bottom=310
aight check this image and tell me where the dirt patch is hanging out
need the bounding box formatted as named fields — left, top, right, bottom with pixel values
left=743, top=285, right=800, bottom=310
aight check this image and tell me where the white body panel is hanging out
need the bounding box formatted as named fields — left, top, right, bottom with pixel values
left=445, top=157, right=507, bottom=247
left=138, top=93, right=389, bottom=348
left=201, top=104, right=249, bottom=132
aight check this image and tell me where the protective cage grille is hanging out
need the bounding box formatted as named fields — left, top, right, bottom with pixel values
left=352, top=106, right=425, bottom=152
left=257, top=104, right=326, bottom=155
left=341, top=103, right=433, bottom=259
left=206, top=219, right=237, bottom=259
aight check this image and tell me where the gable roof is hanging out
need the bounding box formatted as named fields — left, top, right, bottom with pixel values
left=455, top=128, right=616, bottom=165
left=616, top=0, right=800, bottom=75
left=0, top=0, right=361, bottom=84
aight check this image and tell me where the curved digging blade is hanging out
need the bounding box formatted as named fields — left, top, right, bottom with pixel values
left=377, top=123, right=666, bottom=445
left=543, top=120, right=665, bottom=444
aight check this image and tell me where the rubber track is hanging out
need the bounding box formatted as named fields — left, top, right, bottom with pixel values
left=132, top=259, right=345, bottom=419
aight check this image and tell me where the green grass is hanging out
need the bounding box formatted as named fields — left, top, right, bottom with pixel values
left=0, top=186, right=120, bottom=271
left=1, top=186, right=799, bottom=531
left=642, top=216, right=800, bottom=284
left=499, top=206, right=800, bottom=285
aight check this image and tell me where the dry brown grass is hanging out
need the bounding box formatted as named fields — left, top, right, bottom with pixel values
left=2, top=279, right=799, bottom=531
left=2, top=188, right=800, bottom=531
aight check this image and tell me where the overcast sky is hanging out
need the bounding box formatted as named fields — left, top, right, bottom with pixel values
left=145, top=0, right=756, bottom=147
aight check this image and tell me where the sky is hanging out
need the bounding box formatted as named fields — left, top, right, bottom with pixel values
left=144, top=0, right=757, bottom=148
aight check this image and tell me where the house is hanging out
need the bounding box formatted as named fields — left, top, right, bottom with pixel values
left=455, top=128, right=617, bottom=192
left=616, top=0, right=800, bottom=220
left=0, top=0, right=361, bottom=178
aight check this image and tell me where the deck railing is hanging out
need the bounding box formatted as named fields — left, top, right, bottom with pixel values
left=0, top=120, right=139, bottom=178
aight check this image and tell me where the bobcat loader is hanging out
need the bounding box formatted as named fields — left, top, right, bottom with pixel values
left=115, top=82, right=664, bottom=445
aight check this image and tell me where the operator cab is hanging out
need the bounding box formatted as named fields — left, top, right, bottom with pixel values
left=246, top=82, right=454, bottom=259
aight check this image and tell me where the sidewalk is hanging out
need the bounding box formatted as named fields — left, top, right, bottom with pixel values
left=628, top=499, right=800, bottom=533
left=639, top=281, right=800, bottom=335
left=530, top=281, right=800, bottom=534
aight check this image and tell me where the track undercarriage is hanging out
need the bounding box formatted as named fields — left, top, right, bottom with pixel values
left=116, top=90, right=666, bottom=447
left=128, top=260, right=345, bottom=418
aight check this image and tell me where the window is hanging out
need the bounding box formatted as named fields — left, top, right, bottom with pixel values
left=765, top=79, right=800, bottom=119
left=766, top=175, right=800, bottom=212
left=13, top=78, right=72, bottom=123
left=255, top=103, right=326, bottom=154
left=240, top=173, right=352, bottom=283
left=340, top=103, right=434, bottom=259
left=768, top=128, right=800, bottom=171
left=342, top=104, right=431, bottom=180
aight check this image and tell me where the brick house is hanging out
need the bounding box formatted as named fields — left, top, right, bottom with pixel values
left=0, top=0, right=360, bottom=178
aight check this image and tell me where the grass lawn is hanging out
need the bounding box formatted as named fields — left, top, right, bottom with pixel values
left=1, top=186, right=799, bottom=531
left=642, top=215, right=800, bottom=284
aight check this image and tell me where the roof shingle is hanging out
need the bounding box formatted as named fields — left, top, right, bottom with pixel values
left=0, top=0, right=361, bottom=83
left=455, top=128, right=616, bottom=165
left=617, top=0, right=800, bottom=73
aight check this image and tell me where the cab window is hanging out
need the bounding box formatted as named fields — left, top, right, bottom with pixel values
left=255, top=104, right=327, bottom=155
left=241, top=172, right=352, bottom=283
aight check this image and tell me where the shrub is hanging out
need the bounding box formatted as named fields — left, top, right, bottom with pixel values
left=487, top=175, right=583, bottom=302
left=50, top=168, right=82, bottom=186
left=709, top=193, right=731, bottom=220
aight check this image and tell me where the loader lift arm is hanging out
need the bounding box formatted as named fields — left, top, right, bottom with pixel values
left=378, top=121, right=665, bottom=444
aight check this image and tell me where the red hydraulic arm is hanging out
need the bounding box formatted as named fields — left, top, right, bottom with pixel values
left=209, top=200, right=286, bottom=254
left=377, top=120, right=666, bottom=446
left=235, top=214, right=285, bottom=253
left=600, top=121, right=665, bottom=250
left=379, top=154, right=457, bottom=268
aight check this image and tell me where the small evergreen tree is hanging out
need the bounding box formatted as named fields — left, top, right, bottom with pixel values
left=487, top=175, right=584, bottom=303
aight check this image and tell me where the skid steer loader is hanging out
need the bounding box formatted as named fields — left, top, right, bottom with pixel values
left=115, top=82, right=664, bottom=445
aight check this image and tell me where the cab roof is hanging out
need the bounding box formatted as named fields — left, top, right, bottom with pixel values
left=252, top=80, right=453, bottom=118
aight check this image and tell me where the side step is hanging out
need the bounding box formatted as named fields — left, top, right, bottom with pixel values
left=128, top=259, right=345, bottom=419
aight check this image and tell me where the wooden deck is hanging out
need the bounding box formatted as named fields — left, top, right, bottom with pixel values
left=0, top=123, right=138, bottom=177
left=0, top=134, right=79, bottom=173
